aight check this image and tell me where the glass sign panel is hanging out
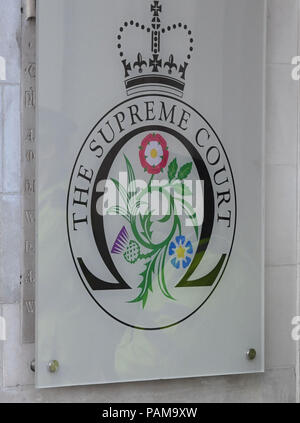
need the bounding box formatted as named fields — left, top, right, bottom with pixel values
left=36, top=0, right=266, bottom=388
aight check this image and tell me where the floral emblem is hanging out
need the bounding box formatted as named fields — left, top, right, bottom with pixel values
left=111, top=226, right=141, bottom=264
left=169, top=236, right=194, bottom=269
left=108, top=133, right=200, bottom=308
left=139, top=133, right=169, bottom=174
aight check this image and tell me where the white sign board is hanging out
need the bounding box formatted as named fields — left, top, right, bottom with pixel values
left=36, top=0, right=266, bottom=388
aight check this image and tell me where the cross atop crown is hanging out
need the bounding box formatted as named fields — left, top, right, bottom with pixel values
left=151, top=1, right=162, bottom=17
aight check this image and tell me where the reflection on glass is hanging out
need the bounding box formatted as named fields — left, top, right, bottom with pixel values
left=0, top=56, right=6, bottom=81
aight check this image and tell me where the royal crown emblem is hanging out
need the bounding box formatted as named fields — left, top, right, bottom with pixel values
left=117, top=0, right=194, bottom=97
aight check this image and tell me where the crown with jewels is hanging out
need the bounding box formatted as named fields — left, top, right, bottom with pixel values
left=117, top=1, right=194, bottom=98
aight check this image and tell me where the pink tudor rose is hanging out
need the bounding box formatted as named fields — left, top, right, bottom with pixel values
left=139, top=133, right=169, bottom=175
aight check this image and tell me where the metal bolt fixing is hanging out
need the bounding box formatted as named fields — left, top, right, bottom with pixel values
left=48, top=360, right=59, bottom=373
left=246, top=348, right=257, bottom=361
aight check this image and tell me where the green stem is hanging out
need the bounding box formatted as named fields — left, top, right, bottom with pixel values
left=160, top=245, right=176, bottom=300
left=139, top=250, right=157, bottom=260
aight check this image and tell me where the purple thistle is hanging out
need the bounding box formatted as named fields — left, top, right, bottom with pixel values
left=111, top=226, right=129, bottom=254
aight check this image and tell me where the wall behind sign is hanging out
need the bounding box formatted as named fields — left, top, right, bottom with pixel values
left=0, top=0, right=299, bottom=402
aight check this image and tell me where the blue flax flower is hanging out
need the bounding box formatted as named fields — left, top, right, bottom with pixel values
left=169, top=236, right=193, bottom=269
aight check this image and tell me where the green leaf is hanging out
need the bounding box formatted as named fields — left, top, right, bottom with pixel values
left=175, top=197, right=199, bottom=238
left=168, top=158, right=178, bottom=182
left=159, top=213, right=171, bottom=223
left=158, top=192, right=175, bottom=223
left=140, top=212, right=146, bottom=226
left=139, top=211, right=153, bottom=241
left=111, top=178, right=128, bottom=204
left=129, top=259, right=156, bottom=308
left=157, top=247, right=176, bottom=301
left=145, top=214, right=153, bottom=239
left=178, top=162, right=192, bottom=180
left=106, top=206, right=130, bottom=220
left=173, top=183, right=192, bottom=196
left=124, top=155, right=136, bottom=200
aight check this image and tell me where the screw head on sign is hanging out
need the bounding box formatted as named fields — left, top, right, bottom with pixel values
left=246, top=349, right=256, bottom=361
left=48, top=360, right=59, bottom=373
